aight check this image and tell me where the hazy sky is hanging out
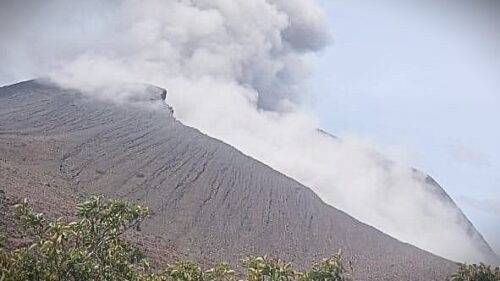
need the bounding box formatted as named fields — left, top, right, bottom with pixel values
left=309, top=0, right=500, bottom=254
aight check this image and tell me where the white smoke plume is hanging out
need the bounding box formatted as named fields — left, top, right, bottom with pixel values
left=0, top=0, right=497, bottom=263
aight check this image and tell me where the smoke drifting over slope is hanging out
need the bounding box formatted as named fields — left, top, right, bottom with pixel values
left=0, top=0, right=497, bottom=263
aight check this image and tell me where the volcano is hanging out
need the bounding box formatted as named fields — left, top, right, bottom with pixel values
left=0, top=80, right=496, bottom=280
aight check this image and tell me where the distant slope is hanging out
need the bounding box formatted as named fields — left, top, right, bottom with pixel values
left=0, top=80, right=458, bottom=280
left=314, top=116, right=497, bottom=264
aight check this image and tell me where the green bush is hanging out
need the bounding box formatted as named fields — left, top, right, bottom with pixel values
left=0, top=196, right=149, bottom=280
left=300, top=253, right=352, bottom=281
left=448, top=263, right=500, bottom=281
left=0, top=196, right=351, bottom=281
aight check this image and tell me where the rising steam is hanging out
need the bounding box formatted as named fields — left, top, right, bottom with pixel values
left=0, top=0, right=497, bottom=263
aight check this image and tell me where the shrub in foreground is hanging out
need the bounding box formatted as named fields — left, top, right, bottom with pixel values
left=0, top=196, right=149, bottom=280
left=448, top=263, right=500, bottom=281
left=0, top=196, right=351, bottom=281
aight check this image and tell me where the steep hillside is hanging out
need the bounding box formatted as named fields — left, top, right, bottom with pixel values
left=0, top=80, right=460, bottom=280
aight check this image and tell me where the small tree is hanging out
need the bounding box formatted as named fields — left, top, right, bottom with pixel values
left=0, top=196, right=149, bottom=281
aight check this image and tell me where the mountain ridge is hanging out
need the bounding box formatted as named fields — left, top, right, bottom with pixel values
left=0, top=79, right=492, bottom=280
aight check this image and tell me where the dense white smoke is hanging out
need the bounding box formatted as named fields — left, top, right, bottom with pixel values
left=0, top=0, right=497, bottom=263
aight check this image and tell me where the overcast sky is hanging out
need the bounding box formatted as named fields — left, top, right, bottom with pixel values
left=308, top=0, right=500, bottom=254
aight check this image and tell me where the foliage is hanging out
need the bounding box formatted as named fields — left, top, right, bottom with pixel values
left=0, top=196, right=149, bottom=281
left=240, top=254, right=352, bottom=281
left=241, top=256, right=296, bottom=281
left=0, top=196, right=353, bottom=281
left=165, top=261, right=204, bottom=281
left=204, top=262, right=235, bottom=281
left=448, top=263, right=500, bottom=281
left=300, top=252, right=352, bottom=281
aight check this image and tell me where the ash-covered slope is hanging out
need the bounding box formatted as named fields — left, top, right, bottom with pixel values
left=0, top=80, right=459, bottom=280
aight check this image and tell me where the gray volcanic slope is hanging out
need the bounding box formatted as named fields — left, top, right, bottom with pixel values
left=0, top=80, right=459, bottom=280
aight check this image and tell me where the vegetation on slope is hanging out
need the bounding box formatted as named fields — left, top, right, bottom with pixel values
left=0, top=196, right=498, bottom=280
left=0, top=196, right=351, bottom=281
left=449, top=263, right=500, bottom=281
